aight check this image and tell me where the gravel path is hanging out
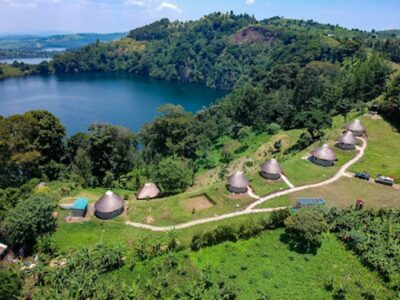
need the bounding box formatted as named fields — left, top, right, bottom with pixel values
left=125, top=138, right=367, bottom=232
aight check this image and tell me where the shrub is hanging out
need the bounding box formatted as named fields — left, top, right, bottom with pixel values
left=284, top=208, right=328, bottom=253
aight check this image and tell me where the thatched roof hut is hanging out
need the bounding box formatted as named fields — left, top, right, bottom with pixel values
left=94, top=191, right=124, bottom=220
left=261, top=159, right=282, bottom=180
left=337, top=131, right=356, bottom=150
left=345, top=119, right=365, bottom=136
left=227, top=171, right=249, bottom=194
left=310, top=144, right=337, bottom=166
left=137, top=183, right=160, bottom=200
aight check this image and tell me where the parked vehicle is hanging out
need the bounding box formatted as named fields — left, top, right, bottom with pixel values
left=354, top=172, right=370, bottom=181
left=375, top=175, right=394, bottom=186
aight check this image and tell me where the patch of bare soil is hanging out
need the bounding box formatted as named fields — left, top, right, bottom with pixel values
left=146, top=216, right=155, bottom=224
left=183, top=195, right=215, bottom=212
left=233, top=26, right=276, bottom=44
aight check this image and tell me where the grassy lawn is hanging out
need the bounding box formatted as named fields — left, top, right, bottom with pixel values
left=281, top=143, right=356, bottom=186
left=190, top=229, right=394, bottom=299
left=127, top=182, right=254, bottom=226
left=247, top=172, right=289, bottom=196
left=257, top=177, right=400, bottom=209
left=350, top=115, right=400, bottom=181
left=52, top=213, right=272, bottom=252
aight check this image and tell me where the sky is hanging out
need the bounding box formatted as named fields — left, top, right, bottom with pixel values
left=0, top=0, right=399, bottom=34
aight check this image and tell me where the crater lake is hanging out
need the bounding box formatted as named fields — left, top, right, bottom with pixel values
left=0, top=72, right=226, bottom=135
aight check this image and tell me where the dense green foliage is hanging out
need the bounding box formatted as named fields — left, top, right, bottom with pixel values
left=5, top=194, right=57, bottom=250
left=0, top=110, right=65, bottom=187
left=0, top=268, right=21, bottom=300
left=326, top=208, right=400, bottom=291
left=284, top=208, right=329, bottom=253
left=191, top=209, right=290, bottom=250
left=152, top=156, right=194, bottom=194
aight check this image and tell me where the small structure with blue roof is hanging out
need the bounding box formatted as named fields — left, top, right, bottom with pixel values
left=71, top=198, right=89, bottom=217
left=295, top=198, right=326, bottom=209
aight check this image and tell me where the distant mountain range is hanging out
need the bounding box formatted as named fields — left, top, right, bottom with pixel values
left=0, top=32, right=127, bottom=51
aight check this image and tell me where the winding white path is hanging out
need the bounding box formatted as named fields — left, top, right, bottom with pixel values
left=126, top=138, right=367, bottom=232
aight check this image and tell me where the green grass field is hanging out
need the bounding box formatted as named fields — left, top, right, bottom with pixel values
left=350, top=115, right=400, bottom=181
left=257, top=177, right=400, bottom=209
left=190, top=229, right=394, bottom=299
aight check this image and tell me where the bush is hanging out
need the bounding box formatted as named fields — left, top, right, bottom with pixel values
left=5, top=194, right=57, bottom=251
left=266, top=123, right=281, bottom=135
left=152, top=156, right=194, bottom=195
left=0, top=269, right=21, bottom=300
left=284, top=208, right=328, bottom=253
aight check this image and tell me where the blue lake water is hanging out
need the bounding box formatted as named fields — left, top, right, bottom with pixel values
left=0, top=72, right=226, bottom=135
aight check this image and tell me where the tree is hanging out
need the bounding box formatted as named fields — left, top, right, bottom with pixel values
left=5, top=194, right=57, bottom=250
left=296, top=110, right=332, bottom=141
left=88, top=124, right=138, bottom=184
left=284, top=208, right=329, bottom=252
left=24, top=110, right=66, bottom=179
left=152, top=156, right=193, bottom=194
left=72, top=147, right=93, bottom=187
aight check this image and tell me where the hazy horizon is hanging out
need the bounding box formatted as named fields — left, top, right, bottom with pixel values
left=0, top=0, right=399, bottom=35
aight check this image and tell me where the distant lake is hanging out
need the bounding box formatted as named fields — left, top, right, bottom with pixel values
left=0, top=72, right=226, bottom=135
left=0, top=58, right=52, bottom=65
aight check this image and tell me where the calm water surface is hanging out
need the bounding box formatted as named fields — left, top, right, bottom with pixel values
left=0, top=73, right=226, bottom=135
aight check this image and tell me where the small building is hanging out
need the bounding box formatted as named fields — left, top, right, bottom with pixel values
left=260, top=159, right=282, bottom=180
left=71, top=198, right=89, bottom=217
left=310, top=144, right=337, bottom=167
left=345, top=119, right=366, bottom=136
left=227, top=171, right=249, bottom=194
left=0, top=242, right=8, bottom=260
left=337, top=131, right=356, bottom=150
left=295, top=198, right=326, bottom=209
left=94, top=191, right=125, bottom=220
left=137, top=183, right=161, bottom=200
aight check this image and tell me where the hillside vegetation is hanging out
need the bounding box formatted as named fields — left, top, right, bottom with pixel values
left=1, top=13, right=400, bottom=299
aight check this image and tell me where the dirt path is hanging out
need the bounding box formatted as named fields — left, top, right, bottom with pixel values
left=281, top=174, right=295, bottom=189
left=125, top=138, right=367, bottom=232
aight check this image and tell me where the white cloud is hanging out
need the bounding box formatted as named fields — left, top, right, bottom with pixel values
left=157, top=2, right=182, bottom=13
left=246, top=0, right=255, bottom=4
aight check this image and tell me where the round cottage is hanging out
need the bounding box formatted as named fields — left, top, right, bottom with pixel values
left=310, top=144, right=337, bottom=167
left=260, top=159, right=282, bottom=180
left=137, top=183, right=161, bottom=200
left=227, top=171, right=249, bottom=194
left=94, top=191, right=125, bottom=219
left=337, top=131, right=356, bottom=150
left=345, top=119, right=365, bottom=136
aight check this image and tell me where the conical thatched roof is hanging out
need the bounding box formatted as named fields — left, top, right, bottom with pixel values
left=137, top=183, right=160, bottom=200
left=338, top=131, right=356, bottom=145
left=94, top=191, right=124, bottom=213
left=228, top=171, right=249, bottom=188
left=345, top=119, right=365, bottom=133
left=311, top=144, right=337, bottom=161
left=261, top=159, right=282, bottom=175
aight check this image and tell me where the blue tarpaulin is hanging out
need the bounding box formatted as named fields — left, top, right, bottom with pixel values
left=72, top=198, right=89, bottom=210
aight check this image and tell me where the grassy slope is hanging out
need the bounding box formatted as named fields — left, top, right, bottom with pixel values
left=258, top=177, right=400, bottom=209
left=350, top=115, right=400, bottom=181
left=191, top=229, right=394, bottom=299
